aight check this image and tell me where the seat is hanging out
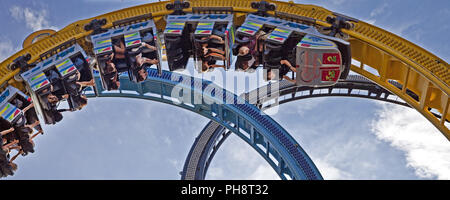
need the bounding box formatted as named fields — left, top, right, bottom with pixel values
left=235, top=36, right=251, bottom=45
left=194, top=37, right=210, bottom=44
left=36, top=86, right=53, bottom=110
left=115, top=62, right=129, bottom=73
left=212, top=28, right=226, bottom=38
left=165, top=36, right=182, bottom=43
left=265, top=61, right=281, bottom=69
left=167, top=48, right=183, bottom=57
left=232, top=43, right=243, bottom=56
left=265, top=42, right=282, bottom=51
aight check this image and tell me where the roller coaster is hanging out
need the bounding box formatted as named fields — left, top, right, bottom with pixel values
left=0, top=0, right=448, bottom=180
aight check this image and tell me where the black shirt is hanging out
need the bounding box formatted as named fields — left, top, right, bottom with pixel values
left=279, top=64, right=290, bottom=79
left=73, top=57, right=93, bottom=82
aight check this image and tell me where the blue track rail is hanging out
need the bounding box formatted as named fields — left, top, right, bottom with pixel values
left=86, top=69, right=322, bottom=180
left=182, top=75, right=417, bottom=180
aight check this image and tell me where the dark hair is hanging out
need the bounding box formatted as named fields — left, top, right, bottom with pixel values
left=0, top=117, right=12, bottom=131
left=0, top=148, right=8, bottom=163
left=239, top=53, right=253, bottom=62
left=110, top=81, right=120, bottom=90
left=235, top=54, right=252, bottom=70
left=0, top=155, right=15, bottom=176
left=136, top=69, right=148, bottom=82
left=105, top=63, right=116, bottom=74
left=78, top=96, right=87, bottom=106
left=52, top=109, right=63, bottom=123
left=16, top=126, right=34, bottom=154
left=137, top=75, right=145, bottom=82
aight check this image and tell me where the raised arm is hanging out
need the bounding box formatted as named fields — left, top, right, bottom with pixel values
left=207, top=48, right=225, bottom=55
left=31, top=130, right=43, bottom=140
left=143, top=43, right=157, bottom=51
left=1, top=127, right=14, bottom=136
left=2, top=139, right=19, bottom=150
left=22, top=103, right=34, bottom=113
left=25, top=120, right=41, bottom=130
left=283, top=75, right=296, bottom=84
left=77, top=79, right=95, bottom=87
left=280, top=60, right=297, bottom=72
left=209, top=35, right=224, bottom=43
left=9, top=150, right=22, bottom=163
left=205, top=52, right=226, bottom=60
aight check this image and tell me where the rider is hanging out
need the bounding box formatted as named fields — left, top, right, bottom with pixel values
left=130, top=32, right=159, bottom=82
left=197, top=34, right=226, bottom=72
left=265, top=34, right=300, bottom=84
left=10, top=96, right=42, bottom=133
left=73, top=56, right=95, bottom=90
left=103, top=56, right=120, bottom=90
left=266, top=59, right=297, bottom=83
left=235, top=30, right=269, bottom=71
left=112, top=38, right=127, bottom=70
left=0, top=119, right=20, bottom=177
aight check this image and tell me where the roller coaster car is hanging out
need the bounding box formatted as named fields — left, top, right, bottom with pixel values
left=296, top=35, right=345, bottom=86
left=164, top=14, right=234, bottom=72
left=90, top=20, right=162, bottom=88
left=235, top=14, right=293, bottom=72
left=20, top=44, right=94, bottom=124
left=0, top=86, right=42, bottom=134
left=236, top=14, right=351, bottom=85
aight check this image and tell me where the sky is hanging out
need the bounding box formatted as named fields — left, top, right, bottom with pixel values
left=0, top=0, right=449, bottom=180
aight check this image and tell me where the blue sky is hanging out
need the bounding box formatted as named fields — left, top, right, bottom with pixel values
left=0, top=0, right=449, bottom=180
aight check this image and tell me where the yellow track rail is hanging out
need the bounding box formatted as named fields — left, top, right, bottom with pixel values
left=0, top=0, right=448, bottom=140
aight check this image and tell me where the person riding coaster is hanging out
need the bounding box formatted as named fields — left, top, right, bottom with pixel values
left=99, top=53, right=120, bottom=91
left=9, top=94, right=42, bottom=133
left=234, top=30, right=270, bottom=72
left=263, top=40, right=297, bottom=83
left=72, top=56, right=95, bottom=91
left=128, top=32, right=159, bottom=82
left=0, top=124, right=16, bottom=177
left=0, top=147, right=15, bottom=177
left=111, top=38, right=128, bottom=73
left=46, top=69, right=91, bottom=110
left=195, top=33, right=226, bottom=72
left=0, top=105, right=40, bottom=158
left=265, top=60, right=297, bottom=83
left=0, top=114, right=40, bottom=178
left=37, top=67, right=91, bottom=125
left=165, top=33, right=190, bottom=71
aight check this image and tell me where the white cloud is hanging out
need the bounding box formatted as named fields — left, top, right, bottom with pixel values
left=329, top=0, right=347, bottom=5
left=265, top=97, right=327, bottom=119
left=206, top=134, right=279, bottom=180
left=9, top=5, right=57, bottom=31
left=163, top=136, right=172, bottom=146
left=297, top=99, right=327, bottom=116
left=370, top=3, right=388, bottom=18
left=247, top=165, right=279, bottom=180
left=206, top=166, right=225, bottom=180
left=313, top=159, right=352, bottom=180
left=371, top=103, right=450, bottom=179
left=389, top=21, right=419, bottom=37
left=364, top=19, right=376, bottom=25
left=83, top=0, right=147, bottom=2
left=0, top=40, right=16, bottom=62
